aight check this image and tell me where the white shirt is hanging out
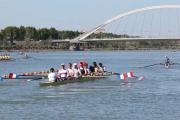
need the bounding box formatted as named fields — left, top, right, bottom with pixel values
left=58, top=69, right=67, bottom=78
left=48, top=72, right=56, bottom=82
left=67, top=68, right=74, bottom=77
left=73, top=68, right=80, bottom=78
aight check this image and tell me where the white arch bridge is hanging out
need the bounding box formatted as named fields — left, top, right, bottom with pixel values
left=52, top=4, right=180, bottom=50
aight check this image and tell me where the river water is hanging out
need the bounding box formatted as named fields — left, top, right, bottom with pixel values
left=0, top=50, right=180, bottom=120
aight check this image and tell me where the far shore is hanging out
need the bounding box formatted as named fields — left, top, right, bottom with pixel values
left=0, top=48, right=179, bottom=53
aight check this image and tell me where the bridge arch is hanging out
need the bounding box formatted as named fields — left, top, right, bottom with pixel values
left=71, top=4, right=180, bottom=43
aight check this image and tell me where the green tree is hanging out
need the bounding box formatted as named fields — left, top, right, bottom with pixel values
left=38, top=28, right=50, bottom=40
left=0, top=32, right=3, bottom=41
left=25, top=27, right=38, bottom=41
left=1, top=26, right=19, bottom=45
left=18, top=26, right=26, bottom=41
left=49, top=27, right=58, bottom=39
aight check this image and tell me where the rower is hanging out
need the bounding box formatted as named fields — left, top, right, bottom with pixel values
left=99, top=63, right=106, bottom=73
left=67, top=63, right=74, bottom=77
left=93, top=62, right=100, bottom=73
left=57, top=64, right=68, bottom=80
left=89, top=65, right=95, bottom=76
left=79, top=63, right=85, bottom=75
left=165, top=56, right=170, bottom=64
left=73, top=63, right=81, bottom=78
left=48, top=68, right=57, bottom=82
left=84, top=63, right=90, bottom=75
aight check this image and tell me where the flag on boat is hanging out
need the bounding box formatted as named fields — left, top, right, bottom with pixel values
left=127, top=72, right=134, bottom=78
left=138, top=76, right=145, bottom=81
left=9, top=73, right=18, bottom=79
left=116, top=72, right=135, bottom=80
left=116, top=74, right=121, bottom=80
left=116, top=73, right=128, bottom=80
left=120, top=73, right=127, bottom=80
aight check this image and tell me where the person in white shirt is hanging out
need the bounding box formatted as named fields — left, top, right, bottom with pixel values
left=73, top=63, right=81, bottom=78
left=48, top=68, right=57, bottom=82
left=67, top=63, right=74, bottom=77
left=57, top=64, right=67, bottom=80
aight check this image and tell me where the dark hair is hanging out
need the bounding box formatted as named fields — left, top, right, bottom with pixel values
left=50, top=68, right=55, bottom=72
left=93, top=62, right=97, bottom=67
left=68, top=63, right=72, bottom=67
left=89, top=65, right=95, bottom=73
left=99, top=63, right=103, bottom=67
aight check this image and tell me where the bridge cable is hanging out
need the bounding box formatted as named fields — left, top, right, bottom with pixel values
left=167, top=8, right=171, bottom=37
left=177, top=9, right=180, bottom=37
left=175, top=9, right=180, bottom=37
left=113, top=17, right=122, bottom=35
left=159, top=9, right=162, bottom=37
left=104, top=19, right=115, bottom=38
left=149, top=10, right=154, bottom=38
left=130, top=13, right=138, bottom=37
left=140, top=12, right=146, bottom=37
left=122, top=15, right=131, bottom=36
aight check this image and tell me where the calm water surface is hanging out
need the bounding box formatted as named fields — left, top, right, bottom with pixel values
left=0, top=50, right=180, bottom=120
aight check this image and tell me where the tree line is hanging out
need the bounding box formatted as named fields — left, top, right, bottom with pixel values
left=0, top=26, right=134, bottom=44
left=0, top=26, right=82, bottom=45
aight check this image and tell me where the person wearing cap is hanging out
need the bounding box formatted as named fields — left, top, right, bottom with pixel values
left=48, top=68, right=57, bottom=82
left=57, top=64, right=68, bottom=80
left=73, top=63, right=81, bottom=78
left=67, top=63, right=74, bottom=77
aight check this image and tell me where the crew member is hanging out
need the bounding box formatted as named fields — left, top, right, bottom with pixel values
left=48, top=68, right=57, bottom=82
left=57, top=64, right=68, bottom=80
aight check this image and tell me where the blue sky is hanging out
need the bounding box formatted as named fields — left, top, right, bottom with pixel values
left=0, top=0, right=180, bottom=32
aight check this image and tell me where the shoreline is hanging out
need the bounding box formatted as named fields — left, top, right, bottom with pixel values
left=0, top=48, right=179, bottom=53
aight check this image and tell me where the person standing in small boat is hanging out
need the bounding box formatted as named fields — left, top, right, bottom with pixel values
left=48, top=68, right=57, bottom=82
left=67, top=63, right=74, bottom=77
left=57, top=64, right=68, bottom=80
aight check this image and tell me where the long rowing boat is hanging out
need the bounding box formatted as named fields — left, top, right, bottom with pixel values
left=40, top=75, right=108, bottom=87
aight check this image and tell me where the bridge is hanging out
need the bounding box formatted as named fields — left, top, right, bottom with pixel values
left=53, top=5, right=180, bottom=50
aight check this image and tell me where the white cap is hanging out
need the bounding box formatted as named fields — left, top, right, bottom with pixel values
left=61, top=63, right=65, bottom=66
left=73, top=63, right=77, bottom=66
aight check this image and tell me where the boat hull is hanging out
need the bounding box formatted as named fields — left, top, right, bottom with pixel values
left=40, top=76, right=107, bottom=87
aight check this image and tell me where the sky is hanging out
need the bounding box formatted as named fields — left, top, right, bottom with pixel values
left=0, top=0, right=180, bottom=32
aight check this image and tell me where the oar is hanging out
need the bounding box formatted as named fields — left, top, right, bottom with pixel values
left=139, top=63, right=161, bottom=68
left=172, top=63, right=180, bottom=65
left=107, top=71, right=120, bottom=75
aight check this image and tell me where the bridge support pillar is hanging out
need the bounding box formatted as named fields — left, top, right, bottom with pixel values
left=69, top=43, right=80, bottom=51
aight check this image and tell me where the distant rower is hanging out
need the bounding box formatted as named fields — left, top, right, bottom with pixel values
left=165, top=56, right=170, bottom=68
